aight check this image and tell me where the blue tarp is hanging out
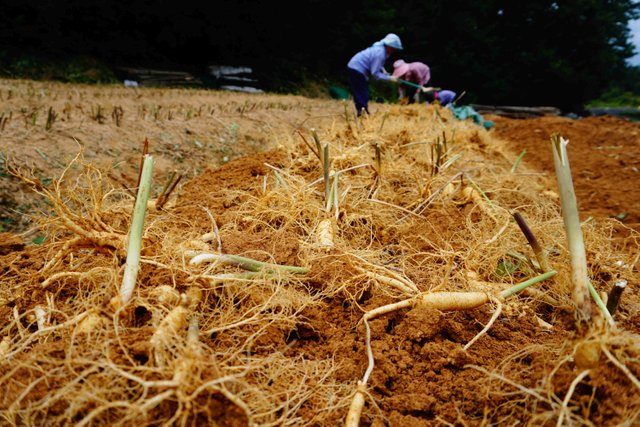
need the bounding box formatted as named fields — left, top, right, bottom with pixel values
left=448, top=105, right=494, bottom=129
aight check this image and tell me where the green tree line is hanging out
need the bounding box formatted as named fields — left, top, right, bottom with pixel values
left=1, top=0, right=638, bottom=110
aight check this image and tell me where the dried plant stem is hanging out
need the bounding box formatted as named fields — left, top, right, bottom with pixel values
left=332, top=174, right=340, bottom=219
left=343, top=102, right=350, bottom=125
left=306, top=164, right=369, bottom=188
left=311, top=128, right=324, bottom=163
left=512, top=211, right=551, bottom=272
left=440, top=154, right=461, bottom=171
left=155, top=170, right=182, bottom=210
left=511, top=149, right=526, bottom=173
left=551, top=135, right=592, bottom=321
left=606, top=280, right=627, bottom=315
left=202, top=207, right=222, bottom=252
left=431, top=138, right=443, bottom=176
left=296, top=129, right=320, bottom=161
left=378, top=111, right=389, bottom=132
left=323, top=143, right=331, bottom=211
left=325, top=171, right=339, bottom=215
left=118, top=154, right=154, bottom=307
left=160, top=170, right=174, bottom=189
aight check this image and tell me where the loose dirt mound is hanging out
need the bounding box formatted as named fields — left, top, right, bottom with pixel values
left=1, top=81, right=639, bottom=425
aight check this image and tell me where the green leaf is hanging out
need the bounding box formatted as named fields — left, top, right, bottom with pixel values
left=616, top=212, right=628, bottom=221
left=496, top=259, right=520, bottom=277
left=32, top=235, right=46, bottom=245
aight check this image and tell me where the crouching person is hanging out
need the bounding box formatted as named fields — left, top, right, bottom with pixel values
left=391, top=59, right=431, bottom=104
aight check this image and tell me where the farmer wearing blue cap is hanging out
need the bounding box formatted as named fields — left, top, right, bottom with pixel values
left=347, top=33, right=403, bottom=116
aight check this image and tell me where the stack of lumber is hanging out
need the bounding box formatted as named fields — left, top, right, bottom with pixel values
left=471, top=104, right=561, bottom=119
left=115, top=67, right=203, bottom=87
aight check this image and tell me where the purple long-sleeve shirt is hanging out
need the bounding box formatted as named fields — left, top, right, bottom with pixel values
left=347, top=44, right=392, bottom=81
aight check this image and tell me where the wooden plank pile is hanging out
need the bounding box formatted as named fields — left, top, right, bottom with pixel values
left=471, top=104, right=561, bottom=119
left=209, top=65, right=263, bottom=93
left=115, top=67, right=203, bottom=87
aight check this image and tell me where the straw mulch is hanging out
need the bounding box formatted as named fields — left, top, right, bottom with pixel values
left=1, top=81, right=639, bottom=425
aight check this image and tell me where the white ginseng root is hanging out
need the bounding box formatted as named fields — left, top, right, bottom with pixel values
left=345, top=271, right=557, bottom=427
left=345, top=291, right=490, bottom=427
left=151, top=296, right=190, bottom=366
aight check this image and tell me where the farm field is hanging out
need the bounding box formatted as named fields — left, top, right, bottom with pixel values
left=1, top=79, right=639, bottom=426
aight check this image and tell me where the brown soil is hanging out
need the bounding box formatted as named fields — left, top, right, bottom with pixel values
left=1, top=80, right=639, bottom=426
left=490, top=114, right=640, bottom=234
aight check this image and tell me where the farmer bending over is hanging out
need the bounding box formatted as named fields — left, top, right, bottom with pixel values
left=392, top=59, right=431, bottom=104
left=347, top=33, right=403, bottom=116
left=424, top=89, right=457, bottom=107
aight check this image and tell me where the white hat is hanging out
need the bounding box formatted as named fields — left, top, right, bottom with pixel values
left=380, top=33, right=403, bottom=50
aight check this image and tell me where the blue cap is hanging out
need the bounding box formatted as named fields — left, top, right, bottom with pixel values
left=381, top=33, right=403, bottom=50
left=438, top=90, right=456, bottom=106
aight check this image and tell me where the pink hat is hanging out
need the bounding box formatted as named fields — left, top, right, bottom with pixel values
left=392, top=59, right=409, bottom=78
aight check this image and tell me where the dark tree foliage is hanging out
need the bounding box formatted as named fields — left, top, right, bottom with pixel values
left=391, top=0, right=640, bottom=109
left=1, top=0, right=638, bottom=109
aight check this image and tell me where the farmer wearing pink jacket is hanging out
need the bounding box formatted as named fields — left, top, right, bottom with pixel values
left=392, top=59, right=431, bottom=104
